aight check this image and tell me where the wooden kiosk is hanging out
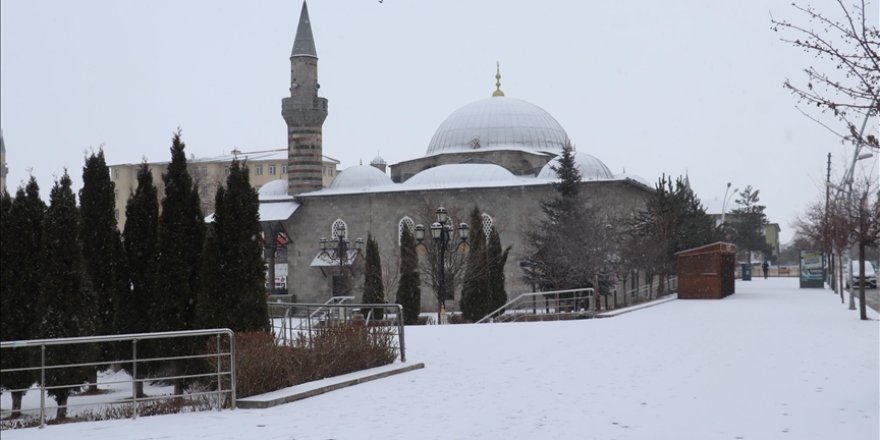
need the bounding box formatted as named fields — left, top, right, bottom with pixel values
left=675, top=242, right=736, bottom=299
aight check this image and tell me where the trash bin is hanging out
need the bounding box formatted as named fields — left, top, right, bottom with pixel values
left=741, top=263, right=752, bottom=281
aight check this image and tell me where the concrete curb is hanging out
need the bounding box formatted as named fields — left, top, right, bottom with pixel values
left=596, top=294, right=678, bottom=318
left=236, top=362, right=425, bottom=409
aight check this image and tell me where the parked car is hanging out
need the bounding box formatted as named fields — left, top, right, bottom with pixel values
left=847, top=260, right=877, bottom=289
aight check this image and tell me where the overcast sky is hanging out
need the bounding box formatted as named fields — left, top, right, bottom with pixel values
left=1, top=0, right=877, bottom=244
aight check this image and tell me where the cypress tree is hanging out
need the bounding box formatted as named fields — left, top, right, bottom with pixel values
left=460, top=207, right=488, bottom=322
left=0, top=179, right=45, bottom=416
left=197, top=217, right=224, bottom=329
left=221, top=160, right=268, bottom=331
left=362, top=234, right=385, bottom=320
left=119, top=163, right=159, bottom=397
left=197, top=159, right=268, bottom=332
left=153, top=130, right=205, bottom=392
left=80, top=150, right=124, bottom=393
left=486, top=228, right=510, bottom=314
left=80, top=150, right=121, bottom=338
left=154, top=129, right=204, bottom=333
left=40, top=172, right=96, bottom=419
left=395, top=225, right=421, bottom=325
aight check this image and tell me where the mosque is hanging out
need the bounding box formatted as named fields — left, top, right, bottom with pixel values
left=266, top=2, right=654, bottom=311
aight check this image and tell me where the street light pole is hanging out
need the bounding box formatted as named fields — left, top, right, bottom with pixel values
left=415, top=207, right=469, bottom=324
left=720, top=182, right=738, bottom=226
left=319, top=223, right=363, bottom=296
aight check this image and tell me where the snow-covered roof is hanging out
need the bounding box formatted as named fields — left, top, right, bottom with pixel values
left=259, top=199, right=300, bottom=222
left=425, top=97, right=570, bottom=158
left=329, top=165, right=392, bottom=190
left=205, top=197, right=299, bottom=223
left=537, top=151, right=614, bottom=181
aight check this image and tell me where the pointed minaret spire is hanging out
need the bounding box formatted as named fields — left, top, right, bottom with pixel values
left=292, top=1, right=317, bottom=58
left=492, top=61, right=505, bottom=97
left=283, top=1, right=328, bottom=195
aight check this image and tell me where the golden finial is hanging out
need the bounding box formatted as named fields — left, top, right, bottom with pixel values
left=492, top=61, right=505, bottom=97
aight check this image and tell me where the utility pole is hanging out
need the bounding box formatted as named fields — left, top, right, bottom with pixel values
left=825, top=153, right=834, bottom=292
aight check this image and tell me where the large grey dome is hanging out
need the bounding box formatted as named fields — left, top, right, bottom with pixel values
left=425, top=97, right=570, bottom=157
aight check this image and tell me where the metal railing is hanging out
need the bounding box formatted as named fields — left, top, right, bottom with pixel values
left=624, top=275, right=678, bottom=303
left=269, top=296, right=354, bottom=344
left=268, top=302, right=406, bottom=362
left=476, top=288, right=595, bottom=324
left=0, top=328, right=235, bottom=428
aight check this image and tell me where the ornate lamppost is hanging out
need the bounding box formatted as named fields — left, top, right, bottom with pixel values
left=319, top=223, right=363, bottom=296
left=415, top=207, right=469, bottom=324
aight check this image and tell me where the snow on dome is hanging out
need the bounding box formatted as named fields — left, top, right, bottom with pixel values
left=404, top=163, right=518, bottom=188
left=426, top=97, right=570, bottom=157
left=258, top=179, right=289, bottom=200
left=614, top=172, right=651, bottom=187
left=329, top=164, right=392, bottom=190
left=538, top=151, right=614, bottom=181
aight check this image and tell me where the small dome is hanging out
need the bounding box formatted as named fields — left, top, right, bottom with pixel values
left=370, top=154, right=386, bottom=165
left=404, top=164, right=517, bottom=187
left=538, top=151, right=613, bottom=181
left=258, top=179, right=289, bottom=200
left=426, top=97, right=570, bottom=157
left=329, top=164, right=392, bottom=190
left=615, top=172, right=651, bottom=187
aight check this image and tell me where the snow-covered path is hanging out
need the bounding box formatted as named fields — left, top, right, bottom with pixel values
left=4, top=278, right=878, bottom=439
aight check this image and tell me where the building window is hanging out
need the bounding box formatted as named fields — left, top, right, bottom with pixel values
left=281, top=165, right=288, bottom=174
left=200, top=166, right=208, bottom=177
left=269, top=164, right=277, bottom=175
left=114, top=189, right=118, bottom=202
left=224, top=166, right=230, bottom=176
left=112, top=168, right=119, bottom=180
left=331, top=219, right=347, bottom=240
left=398, top=216, right=415, bottom=245
left=256, top=164, right=263, bottom=175
left=481, top=213, right=494, bottom=240
left=114, top=209, right=119, bottom=221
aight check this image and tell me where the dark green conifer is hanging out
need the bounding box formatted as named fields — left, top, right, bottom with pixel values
left=460, top=207, right=488, bottom=322
left=40, top=172, right=96, bottom=419
left=119, top=163, right=159, bottom=396
left=0, top=179, right=46, bottom=416
left=153, top=130, right=205, bottom=394
left=486, top=228, right=510, bottom=314
left=197, top=159, right=268, bottom=332
left=362, top=234, right=385, bottom=320
left=395, top=225, right=421, bottom=325
left=80, top=149, right=122, bottom=339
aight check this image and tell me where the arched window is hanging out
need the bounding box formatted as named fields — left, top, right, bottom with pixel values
left=331, top=219, right=347, bottom=240
left=398, top=216, right=415, bottom=245
left=481, top=213, right=494, bottom=240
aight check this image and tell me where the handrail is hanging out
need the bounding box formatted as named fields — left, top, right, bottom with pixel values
left=476, top=288, right=595, bottom=324
left=268, top=302, right=406, bottom=362
left=0, top=328, right=236, bottom=428
left=624, top=275, right=679, bottom=303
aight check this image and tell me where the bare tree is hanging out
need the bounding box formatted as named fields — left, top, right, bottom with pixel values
left=772, top=0, right=879, bottom=151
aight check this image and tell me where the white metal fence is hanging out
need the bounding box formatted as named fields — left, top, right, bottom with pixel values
left=0, top=328, right=235, bottom=428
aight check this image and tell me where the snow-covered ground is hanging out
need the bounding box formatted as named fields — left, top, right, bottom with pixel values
left=3, top=278, right=878, bottom=439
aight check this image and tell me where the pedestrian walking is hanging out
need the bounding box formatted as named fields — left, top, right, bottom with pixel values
left=762, top=261, right=769, bottom=279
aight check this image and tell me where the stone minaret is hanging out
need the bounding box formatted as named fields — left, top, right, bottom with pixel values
left=283, top=1, right=328, bottom=195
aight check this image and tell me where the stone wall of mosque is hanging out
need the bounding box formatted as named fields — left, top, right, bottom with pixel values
left=284, top=179, right=651, bottom=314
left=389, top=150, right=554, bottom=183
